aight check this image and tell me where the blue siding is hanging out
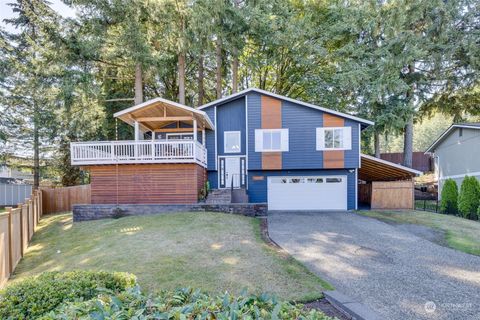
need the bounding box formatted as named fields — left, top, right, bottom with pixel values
left=204, top=107, right=216, bottom=170
left=345, top=119, right=360, bottom=168
left=247, top=93, right=262, bottom=169
left=247, top=169, right=356, bottom=210
left=208, top=171, right=218, bottom=189
left=282, top=100, right=324, bottom=169
left=217, top=97, right=246, bottom=156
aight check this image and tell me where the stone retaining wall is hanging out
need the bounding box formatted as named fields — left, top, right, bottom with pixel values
left=73, top=203, right=268, bottom=222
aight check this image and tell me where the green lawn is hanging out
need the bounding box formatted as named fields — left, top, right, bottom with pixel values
left=358, top=210, right=480, bottom=256
left=10, top=212, right=331, bottom=301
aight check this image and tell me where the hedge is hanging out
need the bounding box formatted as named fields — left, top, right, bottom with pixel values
left=0, top=271, right=136, bottom=320
left=440, top=178, right=458, bottom=215
left=458, top=176, right=480, bottom=220
left=40, top=287, right=333, bottom=320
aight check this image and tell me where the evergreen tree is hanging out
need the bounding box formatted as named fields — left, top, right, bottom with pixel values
left=440, top=179, right=458, bottom=215
left=458, top=176, right=480, bottom=220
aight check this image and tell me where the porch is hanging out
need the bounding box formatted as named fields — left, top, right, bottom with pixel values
left=70, top=97, right=214, bottom=168
left=71, top=140, right=207, bottom=166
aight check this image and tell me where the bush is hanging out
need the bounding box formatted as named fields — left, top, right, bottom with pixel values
left=41, top=288, right=333, bottom=320
left=458, top=176, right=480, bottom=220
left=440, top=179, right=458, bottom=215
left=0, top=271, right=136, bottom=319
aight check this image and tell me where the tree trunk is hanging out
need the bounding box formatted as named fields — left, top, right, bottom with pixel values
left=33, top=103, right=40, bottom=190
left=403, top=117, right=414, bottom=167
left=134, top=63, right=143, bottom=105
left=403, top=63, right=415, bottom=168
left=216, top=37, right=222, bottom=99
left=197, top=55, right=204, bottom=106
left=374, top=131, right=381, bottom=158
left=232, top=47, right=238, bottom=94
left=178, top=53, right=186, bottom=104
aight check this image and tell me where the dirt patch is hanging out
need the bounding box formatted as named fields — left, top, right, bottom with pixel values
left=397, top=224, right=447, bottom=246
left=304, top=298, right=351, bottom=319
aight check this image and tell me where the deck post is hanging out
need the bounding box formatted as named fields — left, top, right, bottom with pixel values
left=202, top=127, right=206, bottom=146
left=193, top=119, right=198, bottom=141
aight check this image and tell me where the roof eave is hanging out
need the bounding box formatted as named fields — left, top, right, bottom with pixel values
left=198, top=88, right=374, bottom=127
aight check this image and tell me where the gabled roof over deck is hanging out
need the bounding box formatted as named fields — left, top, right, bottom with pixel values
left=114, top=97, right=215, bottom=132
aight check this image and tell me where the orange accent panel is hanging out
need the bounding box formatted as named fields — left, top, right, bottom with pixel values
left=261, top=96, right=282, bottom=129
left=261, top=95, right=283, bottom=170
left=86, top=164, right=205, bottom=204
left=323, top=113, right=344, bottom=127
left=324, top=150, right=344, bottom=168
left=262, top=152, right=282, bottom=170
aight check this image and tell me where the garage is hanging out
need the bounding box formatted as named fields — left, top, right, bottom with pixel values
left=267, top=176, right=347, bottom=210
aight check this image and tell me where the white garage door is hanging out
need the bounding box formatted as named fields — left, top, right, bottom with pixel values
left=267, top=176, right=348, bottom=210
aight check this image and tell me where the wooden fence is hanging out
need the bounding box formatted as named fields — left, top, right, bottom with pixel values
left=41, top=185, right=91, bottom=214
left=370, top=180, right=414, bottom=210
left=0, top=189, right=42, bottom=288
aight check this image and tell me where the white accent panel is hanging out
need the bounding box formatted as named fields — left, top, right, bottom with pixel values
left=255, top=130, right=263, bottom=152
left=316, top=128, right=325, bottom=150
left=281, top=129, right=289, bottom=152
left=343, top=126, right=352, bottom=150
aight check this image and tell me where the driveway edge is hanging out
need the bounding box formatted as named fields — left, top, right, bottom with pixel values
left=324, top=290, right=381, bottom=320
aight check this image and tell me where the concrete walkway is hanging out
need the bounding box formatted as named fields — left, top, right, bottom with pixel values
left=268, top=211, right=480, bottom=320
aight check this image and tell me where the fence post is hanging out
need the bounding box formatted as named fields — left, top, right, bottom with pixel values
left=6, top=207, right=13, bottom=274
left=18, top=203, right=24, bottom=257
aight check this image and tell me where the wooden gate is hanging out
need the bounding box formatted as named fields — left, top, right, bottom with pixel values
left=41, top=185, right=91, bottom=214
left=370, top=180, right=414, bottom=210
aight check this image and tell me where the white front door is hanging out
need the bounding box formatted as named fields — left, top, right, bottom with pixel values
left=267, top=176, right=348, bottom=210
left=225, top=157, right=241, bottom=188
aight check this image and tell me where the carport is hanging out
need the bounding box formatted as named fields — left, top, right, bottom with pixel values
left=359, top=154, right=422, bottom=209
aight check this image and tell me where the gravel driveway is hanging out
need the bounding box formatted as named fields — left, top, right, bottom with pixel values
left=268, top=211, right=480, bottom=320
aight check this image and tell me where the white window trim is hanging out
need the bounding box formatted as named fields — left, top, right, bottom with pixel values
left=255, top=129, right=289, bottom=152
left=224, top=131, right=241, bottom=153
left=316, top=127, right=352, bottom=151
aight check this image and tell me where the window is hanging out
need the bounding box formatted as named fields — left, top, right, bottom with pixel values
left=255, top=129, right=289, bottom=152
left=224, top=131, right=241, bottom=153
left=459, top=128, right=463, bottom=137
left=326, top=177, right=342, bottom=183
left=316, top=127, right=352, bottom=150
left=167, top=133, right=193, bottom=140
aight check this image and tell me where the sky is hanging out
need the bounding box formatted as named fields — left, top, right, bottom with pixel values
left=0, top=0, right=76, bottom=32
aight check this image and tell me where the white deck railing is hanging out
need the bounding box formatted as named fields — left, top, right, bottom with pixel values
left=70, top=140, right=207, bottom=167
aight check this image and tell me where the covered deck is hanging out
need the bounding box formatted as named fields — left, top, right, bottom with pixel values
left=70, top=98, right=214, bottom=167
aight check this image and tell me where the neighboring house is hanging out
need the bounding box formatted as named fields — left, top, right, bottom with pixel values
left=426, top=123, right=480, bottom=197
left=0, top=164, right=33, bottom=180
left=71, top=88, right=420, bottom=211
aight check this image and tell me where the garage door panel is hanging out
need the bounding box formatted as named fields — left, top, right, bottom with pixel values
left=268, top=176, right=347, bottom=210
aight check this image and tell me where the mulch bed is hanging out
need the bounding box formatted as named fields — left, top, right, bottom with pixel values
left=304, top=298, right=351, bottom=319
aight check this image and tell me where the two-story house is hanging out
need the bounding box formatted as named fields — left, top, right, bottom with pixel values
left=71, top=88, right=420, bottom=213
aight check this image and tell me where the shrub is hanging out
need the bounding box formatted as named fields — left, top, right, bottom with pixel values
left=440, top=179, right=458, bottom=215
left=0, top=271, right=136, bottom=320
left=41, top=288, right=333, bottom=320
left=458, top=176, right=480, bottom=220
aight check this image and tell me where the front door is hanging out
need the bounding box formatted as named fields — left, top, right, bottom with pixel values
left=224, top=157, right=240, bottom=189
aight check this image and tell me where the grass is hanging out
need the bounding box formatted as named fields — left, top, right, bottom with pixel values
left=358, top=210, right=480, bottom=256
left=10, top=212, right=331, bottom=301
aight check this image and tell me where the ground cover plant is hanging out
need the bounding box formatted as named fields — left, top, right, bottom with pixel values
left=0, top=271, right=136, bottom=319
